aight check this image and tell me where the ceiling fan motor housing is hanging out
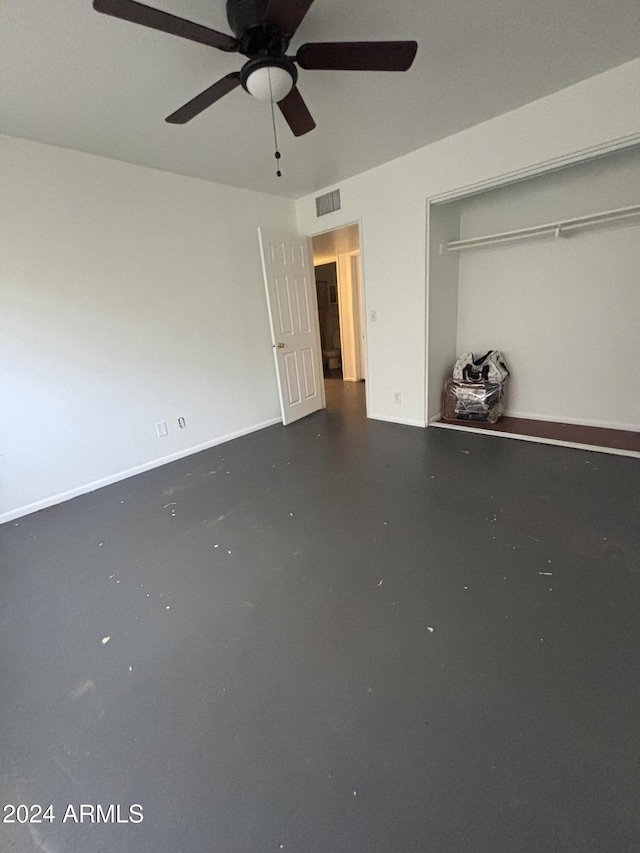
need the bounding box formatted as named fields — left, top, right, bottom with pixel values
left=227, top=0, right=289, bottom=56
left=226, top=0, right=268, bottom=36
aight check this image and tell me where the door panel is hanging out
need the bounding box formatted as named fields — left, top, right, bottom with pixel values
left=259, top=228, right=325, bottom=424
left=296, top=279, right=312, bottom=332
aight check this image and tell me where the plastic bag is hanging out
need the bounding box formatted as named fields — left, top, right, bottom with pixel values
left=442, top=378, right=506, bottom=424
left=452, top=351, right=509, bottom=384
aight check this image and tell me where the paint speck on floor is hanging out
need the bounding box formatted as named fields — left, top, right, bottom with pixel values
left=539, top=572, right=553, bottom=576
left=378, top=580, right=383, bottom=587
left=460, top=450, right=470, bottom=454
left=70, top=679, right=95, bottom=700
left=166, top=605, right=171, bottom=610
left=101, top=637, right=110, bottom=644
left=129, top=666, right=133, bottom=672
left=427, top=626, right=434, bottom=633
left=98, top=542, right=104, bottom=547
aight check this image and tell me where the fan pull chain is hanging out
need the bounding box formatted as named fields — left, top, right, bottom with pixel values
left=268, top=68, right=282, bottom=178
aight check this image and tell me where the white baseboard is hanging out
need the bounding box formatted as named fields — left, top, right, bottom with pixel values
left=368, top=412, right=426, bottom=428
left=0, top=417, right=282, bottom=525
left=507, top=410, right=639, bottom=433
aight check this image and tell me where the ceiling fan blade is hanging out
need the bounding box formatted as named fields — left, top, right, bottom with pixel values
left=278, top=86, right=316, bottom=137
left=93, top=0, right=238, bottom=52
left=296, top=41, right=417, bottom=72
left=166, top=73, right=241, bottom=124
left=264, top=0, right=315, bottom=38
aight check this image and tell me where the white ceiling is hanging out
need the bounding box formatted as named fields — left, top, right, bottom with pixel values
left=2, top=1, right=640, bottom=199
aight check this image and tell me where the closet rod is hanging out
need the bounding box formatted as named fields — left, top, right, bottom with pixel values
left=441, top=202, right=640, bottom=253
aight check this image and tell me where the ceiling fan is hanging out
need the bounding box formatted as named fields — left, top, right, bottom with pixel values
left=93, top=0, right=418, bottom=136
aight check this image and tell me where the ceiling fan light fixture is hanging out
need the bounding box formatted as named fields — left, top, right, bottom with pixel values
left=245, top=64, right=294, bottom=102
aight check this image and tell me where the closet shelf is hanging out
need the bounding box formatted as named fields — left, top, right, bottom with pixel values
left=440, top=202, right=640, bottom=253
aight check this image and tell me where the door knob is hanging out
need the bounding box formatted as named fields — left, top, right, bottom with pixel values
left=276, top=342, right=286, bottom=348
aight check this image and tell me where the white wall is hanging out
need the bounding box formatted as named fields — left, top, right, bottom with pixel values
left=457, top=231, right=640, bottom=429
left=295, top=58, right=640, bottom=428
left=0, top=134, right=296, bottom=521
left=455, top=147, right=640, bottom=430
left=336, top=253, right=359, bottom=382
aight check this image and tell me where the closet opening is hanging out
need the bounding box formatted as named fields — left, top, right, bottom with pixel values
left=427, top=144, right=640, bottom=457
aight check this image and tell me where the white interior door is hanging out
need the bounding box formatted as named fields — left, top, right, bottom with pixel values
left=258, top=228, right=325, bottom=425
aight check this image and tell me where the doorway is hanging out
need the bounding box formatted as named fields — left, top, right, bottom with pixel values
left=314, top=261, right=341, bottom=378
left=311, top=223, right=366, bottom=383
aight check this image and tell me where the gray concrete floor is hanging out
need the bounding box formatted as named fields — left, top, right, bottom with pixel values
left=1, top=379, right=639, bottom=853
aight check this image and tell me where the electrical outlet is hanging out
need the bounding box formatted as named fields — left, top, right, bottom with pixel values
left=178, top=416, right=186, bottom=429
left=394, top=392, right=402, bottom=404
left=155, top=421, right=168, bottom=437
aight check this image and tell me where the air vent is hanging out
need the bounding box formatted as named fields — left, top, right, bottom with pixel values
left=315, top=189, right=341, bottom=217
